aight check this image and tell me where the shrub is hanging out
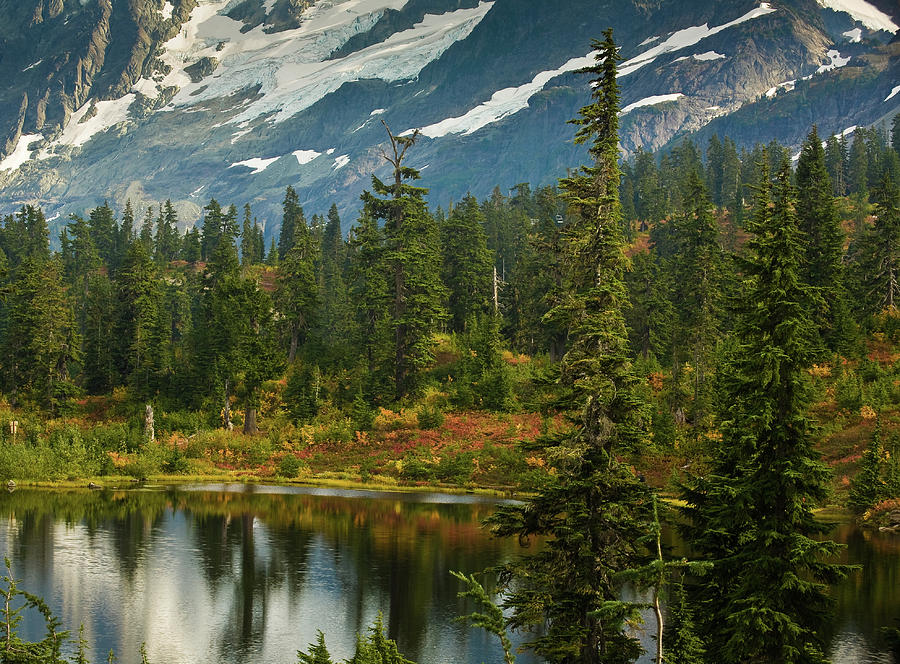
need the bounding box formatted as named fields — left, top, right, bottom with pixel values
left=417, top=404, right=445, bottom=430
left=278, top=454, right=305, bottom=478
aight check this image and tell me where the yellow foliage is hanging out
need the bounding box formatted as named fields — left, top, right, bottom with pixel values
left=860, top=405, right=877, bottom=420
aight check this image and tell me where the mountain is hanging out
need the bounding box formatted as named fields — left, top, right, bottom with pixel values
left=0, top=0, right=898, bottom=237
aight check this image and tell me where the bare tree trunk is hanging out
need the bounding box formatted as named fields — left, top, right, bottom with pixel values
left=493, top=265, right=499, bottom=314
left=224, top=379, right=233, bottom=431
left=243, top=407, right=258, bottom=435
left=144, top=403, right=155, bottom=443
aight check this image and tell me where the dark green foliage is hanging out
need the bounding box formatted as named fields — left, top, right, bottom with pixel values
left=0, top=558, right=69, bottom=664
left=361, top=124, right=446, bottom=399
left=279, top=186, right=303, bottom=260
left=278, top=454, right=305, bottom=478
left=848, top=417, right=887, bottom=512
left=154, top=201, right=180, bottom=265
left=115, top=241, right=160, bottom=397
left=1, top=255, right=81, bottom=412
left=276, top=197, right=319, bottom=363
left=451, top=571, right=515, bottom=664
left=796, top=126, right=852, bottom=353
left=441, top=193, right=492, bottom=332
left=663, top=577, right=705, bottom=664
left=680, top=157, right=848, bottom=663
left=347, top=613, right=414, bottom=664
left=415, top=403, right=444, bottom=429
left=488, top=31, right=654, bottom=664
left=284, top=364, right=320, bottom=423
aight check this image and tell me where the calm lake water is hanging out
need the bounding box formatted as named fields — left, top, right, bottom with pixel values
left=0, top=484, right=897, bottom=664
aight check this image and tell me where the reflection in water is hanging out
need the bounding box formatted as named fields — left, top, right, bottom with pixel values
left=0, top=486, right=536, bottom=664
left=0, top=486, right=897, bottom=664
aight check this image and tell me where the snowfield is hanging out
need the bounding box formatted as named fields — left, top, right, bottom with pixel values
left=0, top=134, right=43, bottom=172
left=815, top=0, right=898, bottom=33
left=405, top=3, right=775, bottom=139
left=619, top=93, right=684, bottom=116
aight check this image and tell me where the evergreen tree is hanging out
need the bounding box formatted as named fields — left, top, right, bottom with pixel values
left=82, top=271, right=119, bottom=393
left=318, top=204, right=353, bottom=355
left=118, top=201, right=136, bottom=269
left=279, top=186, right=303, bottom=260
left=348, top=213, right=390, bottom=380
left=670, top=169, right=722, bottom=416
left=155, top=200, right=181, bottom=264
left=824, top=134, right=846, bottom=197
left=276, top=209, right=319, bottom=363
left=182, top=226, right=201, bottom=263
left=88, top=202, right=119, bottom=267
left=848, top=416, right=887, bottom=512
left=139, top=206, right=155, bottom=253
left=200, top=199, right=224, bottom=261
left=240, top=204, right=264, bottom=266
left=360, top=122, right=446, bottom=399
left=441, top=193, right=493, bottom=332
left=488, top=31, right=653, bottom=664
left=892, top=113, right=900, bottom=158
left=680, top=157, right=847, bottom=663
left=854, top=156, right=900, bottom=314
left=795, top=126, right=851, bottom=352
left=297, top=631, right=333, bottom=664
left=1, top=256, right=81, bottom=411
left=115, top=240, right=160, bottom=397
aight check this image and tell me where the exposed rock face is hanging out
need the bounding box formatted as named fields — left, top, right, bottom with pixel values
left=0, top=0, right=897, bottom=238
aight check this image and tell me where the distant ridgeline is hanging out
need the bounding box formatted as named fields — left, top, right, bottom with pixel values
left=0, top=0, right=898, bottom=230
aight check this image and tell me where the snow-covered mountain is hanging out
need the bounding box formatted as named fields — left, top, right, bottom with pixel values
left=0, top=0, right=898, bottom=234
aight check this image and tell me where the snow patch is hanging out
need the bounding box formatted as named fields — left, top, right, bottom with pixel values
left=190, top=185, right=205, bottom=197
left=638, top=35, right=660, bottom=46
left=0, top=134, right=43, bottom=171
left=370, top=108, right=386, bottom=116
left=404, top=4, right=774, bottom=139
left=816, top=49, right=850, bottom=73
left=22, top=59, right=42, bottom=72
left=843, top=27, right=862, bottom=42
left=292, top=149, right=321, bottom=165
left=885, top=85, right=900, bottom=102
left=619, top=93, right=683, bottom=116
left=618, top=3, right=776, bottom=77
left=693, top=50, right=726, bottom=61
left=706, top=105, right=721, bottom=110
left=332, top=154, right=350, bottom=170
left=229, top=156, right=280, bottom=174
left=161, top=1, right=174, bottom=20
left=39, top=95, right=134, bottom=156
left=326, top=148, right=336, bottom=155
left=230, top=128, right=252, bottom=143
left=155, top=0, right=493, bottom=127
left=674, top=51, right=725, bottom=62
left=815, top=0, right=897, bottom=33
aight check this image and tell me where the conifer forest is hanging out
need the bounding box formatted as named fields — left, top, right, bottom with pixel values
left=1, top=31, right=900, bottom=664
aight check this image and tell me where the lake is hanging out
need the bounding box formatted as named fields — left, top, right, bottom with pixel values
left=0, top=484, right=897, bottom=663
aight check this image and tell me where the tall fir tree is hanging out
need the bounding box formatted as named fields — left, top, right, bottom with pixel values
left=680, top=157, right=847, bottom=663
left=796, top=126, right=852, bottom=352
left=360, top=122, right=446, bottom=399
left=487, top=30, right=653, bottom=664
left=441, top=193, right=493, bottom=332
left=348, top=213, right=390, bottom=381
left=276, top=206, right=320, bottom=363
left=1, top=255, right=81, bottom=412
left=115, top=240, right=161, bottom=398
left=279, top=186, right=304, bottom=260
